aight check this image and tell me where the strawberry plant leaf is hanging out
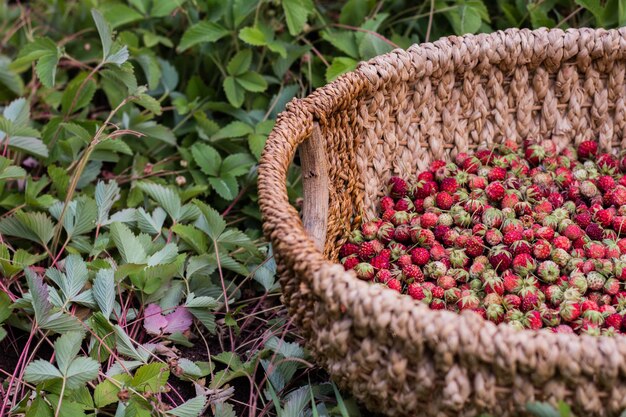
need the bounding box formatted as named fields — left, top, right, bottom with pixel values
left=193, top=200, right=225, bottom=240
left=178, top=21, right=229, bottom=52
left=526, top=402, right=561, bottom=417
left=172, top=224, right=208, bottom=254
left=92, top=9, right=113, bottom=59
left=214, top=403, right=236, bottom=417
left=223, top=76, right=245, bottom=108
left=110, top=222, right=148, bottom=264
left=137, top=182, right=182, bottom=221
left=95, top=180, right=121, bottom=226
left=136, top=207, right=166, bottom=235
left=227, top=50, right=252, bottom=76
left=208, top=175, right=238, bottom=200
left=166, top=395, right=207, bottom=417
left=24, top=359, right=62, bottom=384
left=191, top=143, right=221, bottom=177
left=93, top=268, right=115, bottom=319
left=236, top=71, right=268, bottom=92
left=282, top=0, right=314, bottom=36
left=65, top=356, right=100, bottom=389
left=131, top=362, right=170, bottom=392
left=54, top=331, right=84, bottom=374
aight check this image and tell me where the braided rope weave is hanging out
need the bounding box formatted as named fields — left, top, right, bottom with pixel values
left=258, top=28, right=626, bottom=416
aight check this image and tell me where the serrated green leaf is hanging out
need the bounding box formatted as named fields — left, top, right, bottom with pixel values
left=101, top=3, right=143, bottom=28
left=134, top=93, right=162, bottom=115
left=208, top=175, right=238, bottom=200
left=227, top=50, right=252, bottom=76
left=4, top=97, right=29, bottom=126
left=0, top=56, right=23, bottom=95
left=282, top=0, right=315, bottom=36
left=7, top=136, right=48, bottom=158
left=95, top=180, right=121, bottom=226
left=92, top=9, right=113, bottom=59
left=172, top=224, right=208, bottom=254
left=166, top=395, right=207, bottom=417
left=146, top=243, right=178, bottom=266
left=326, top=57, right=358, bottom=82
left=65, top=356, right=100, bottom=389
left=61, top=73, right=97, bottom=115
left=134, top=122, right=177, bottom=146
left=223, top=76, right=245, bottom=108
left=48, top=166, right=70, bottom=199
left=0, top=211, right=54, bottom=246
left=220, top=153, right=254, bottom=177
left=151, top=0, right=187, bottom=17
left=236, top=71, right=267, bottom=92
left=25, top=396, right=53, bottom=417
left=110, top=222, right=147, bottom=264
left=136, top=207, right=166, bottom=235
left=114, top=325, right=148, bottom=362
left=212, top=121, right=253, bottom=140
left=193, top=199, right=225, bottom=240
left=178, top=21, right=229, bottom=52
left=35, top=53, right=60, bottom=88
left=131, top=362, right=169, bottom=392
left=93, top=268, right=115, bottom=318
left=321, top=30, right=359, bottom=58
left=239, top=26, right=266, bottom=46
left=191, top=143, right=221, bottom=177
left=24, top=359, right=62, bottom=384
left=55, top=331, right=84, bottom=374
left=137, top=182, right=182, bottom=221
left=94, top=376, right=126, bottom=407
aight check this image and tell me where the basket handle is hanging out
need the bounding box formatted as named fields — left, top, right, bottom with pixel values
left=299, top=121, right=329, bottom=252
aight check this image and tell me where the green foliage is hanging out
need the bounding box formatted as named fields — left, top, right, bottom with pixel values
left=0, top=0, right=619, bottom=416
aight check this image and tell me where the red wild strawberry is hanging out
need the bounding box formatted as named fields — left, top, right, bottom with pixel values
left=342, top=255, right=359, bottom=270
left=526, top=311, right=543, bottom=330
left=605, top=313, right=623, bottom=329
left=503, top=294, right=521, bottom=310
left=457, top=289, right=480, bottom=310
left=393, top=224, right=411, bottom=243
left=537, top=260, right=560, bottom=283
left=604, top=278, right=620, bottom=296
left=386, top=278, right=402, bottom=291
left=388, top=176, right=409, bottom=198
left=485, top=229, right=503, bottom=246
left=488, top=246, right=512, bottom=273
left=597, top=175, right=616, bottom=193
left=418, top=171, right=434, bottom=182
left=420, top=212, right=438, bottom=229
left=465, top=236, right=484, bottom=258
left=402, top=264, right=425, bottom=283
left=410, top=247, right=430, bottom=266
left=574, top=212, right=592, bottom=229
left=585, top=242, right=606, bottom=259
left=535, top=226, right=555, bottom=241
left=612, top=186, right=626, bottom=206
left=430, top=298, right=446, bottom=310
left=377, top=222, right=395, bottom=243
left=394, top=198, right=413, bottom=211
left=488, top=166, right=507, bottom=182
left=547, top=192, right=564, bottom=208
left=485, top=181, right=506, bottom=201
left=552, top=236, right=571, bottom=251
left=532, top=240, right=552, bottom=260
left=435, top=191, right=454, bottom=210
left=521, top=294, right=539, bottom=312
left=513, top=253, right=537, bottom=276
left=407, top=283, right=429, bottom=301
left=431, top=286, right=445, bottom=299
left=577, top=140, right=598, bottom=160
left=380, top=196, right=395, bottom=212
left=396, top=254, right=413, bottom=269
left=375, top=269, right=392, bottom=283
left=613, top=217, right=626, bottom=235
left=370, top=253, right=390, bottom=270
left=339, top=243, right=359, bottom=258
left=563, top=224, right=584, bottom=240
left=439, top=177, right=458, bottom=194
left=502, top=230, right=522, bottom=246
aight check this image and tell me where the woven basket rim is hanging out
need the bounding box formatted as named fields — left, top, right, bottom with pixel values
left=258, top=26, right=626, bottom=376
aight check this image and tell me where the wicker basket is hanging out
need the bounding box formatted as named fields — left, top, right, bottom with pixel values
left=258, top=28, right=626, bottom=417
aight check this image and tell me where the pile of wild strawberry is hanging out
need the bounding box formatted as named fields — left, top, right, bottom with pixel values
left=340, top=139, right=626, bottom=335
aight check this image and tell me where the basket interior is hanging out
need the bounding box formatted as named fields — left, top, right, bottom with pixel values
left=319, top=38, right=626, bottom=260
